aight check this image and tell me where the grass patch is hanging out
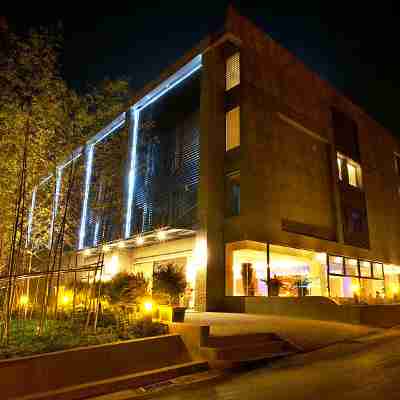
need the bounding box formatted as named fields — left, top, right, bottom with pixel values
left=0, top=318, right=168, bottom=360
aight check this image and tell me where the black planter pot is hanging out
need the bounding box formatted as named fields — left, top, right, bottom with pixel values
left=172, top=307, right=186, bottom=322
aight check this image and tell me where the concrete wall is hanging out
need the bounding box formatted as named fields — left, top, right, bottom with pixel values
left=198, top=9, right=400, bottom=310
left=0, top=334, right=191, bottom=400
left=223, top=8, right=400, bottom=264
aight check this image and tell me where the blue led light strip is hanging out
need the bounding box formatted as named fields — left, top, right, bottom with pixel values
left=26, top=187, right=37, bottom=246
left=78, top=115, right=126, bottom=249
left=124, top=54, right=202, bottom=238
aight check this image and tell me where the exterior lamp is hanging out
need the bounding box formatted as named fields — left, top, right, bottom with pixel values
left=20, top=295, right=29, bottom=306
left=136, top=236, right=144, bottom=246
left=61, top=291, right=73, bottom=306
left=141, top=299, right=155, bottom=323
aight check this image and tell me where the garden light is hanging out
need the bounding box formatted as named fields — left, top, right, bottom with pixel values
left=19, top=295, right=29, bottom=306
left=61, top=292, right=72, bottom=306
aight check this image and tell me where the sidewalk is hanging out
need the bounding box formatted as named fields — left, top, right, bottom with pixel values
left=185, top=312, right=382, bottom=351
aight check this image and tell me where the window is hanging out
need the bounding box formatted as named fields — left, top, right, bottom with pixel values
left=226, top=52, right=240, bottom=91
left=373, top=263, right=384, bottom=279
left=226, top=107, right=240, bottom=151
left=347, top=162, right=358, bottom=187
left=348, top=209, right=364, bottom=233
left=359, top=261, right=372, bottom=277
left=337, top=155, right=344, bottom=181
left=226, top=172, right=240, bottom=216
left=336, top=152, right=362, bottom=188
left=394, top=153, right=400, bottom=175
left=329, top=256, right=344, bottom=275
left=345, top=259, right=358, bottom=276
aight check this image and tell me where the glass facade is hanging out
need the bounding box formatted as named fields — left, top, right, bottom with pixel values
left=225, top=241, right=400, bottom=304
left=226, top=242, right=328, bottom=298
left=28, top=57, right=202, bottom=251
left=129, top=69, right=201, bottom=235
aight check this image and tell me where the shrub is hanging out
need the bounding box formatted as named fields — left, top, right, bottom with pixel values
left=152, top=263, right=186, bottom=306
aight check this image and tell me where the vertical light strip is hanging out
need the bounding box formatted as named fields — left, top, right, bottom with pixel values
left=26, top=187, right=37, bottom=247
left=124, top=107, right=139, bottom=238
left=78, top=144, right=94, bottom=249
left=49, top=167, right=62, bottom=248
left=93, top=220, right=100, bottom=246
left=124, top=55, right=202, bottom=239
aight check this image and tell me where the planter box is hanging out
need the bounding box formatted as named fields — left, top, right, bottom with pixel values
left=0, top=334, right=193, bottom=400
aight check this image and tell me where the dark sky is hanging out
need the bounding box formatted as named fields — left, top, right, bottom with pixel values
left=6, top=2, right=400, bottom=135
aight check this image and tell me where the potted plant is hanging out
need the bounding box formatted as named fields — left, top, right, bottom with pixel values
left=295, top=277, right=311, bottom=297
left=264, top=275, right=284, bottom=296
left=152, top=263, right=187, bottom=322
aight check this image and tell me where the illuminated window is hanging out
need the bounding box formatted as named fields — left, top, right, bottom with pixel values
left=226, top=52, right=240, bottom=91
left=345, top=259, right=358, bottom=276
left=337, top=152, right=362, bottom=188
left=347, top=163, right=357, bottom=187
left=359, top=261, right=372, bottom=277
left=329, top=256, right=344, bottom=275
left=226, top=107, right=240, bottom=151
left=373, top=263, right=384, bottom=279
left=337, top=155, right=343, bottom=181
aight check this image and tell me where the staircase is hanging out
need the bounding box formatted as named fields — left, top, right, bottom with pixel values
left=200, top=332, right=298, bottom=368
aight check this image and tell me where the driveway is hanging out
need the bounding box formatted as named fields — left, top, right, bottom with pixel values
left=156, top=328, right=400, bottom=400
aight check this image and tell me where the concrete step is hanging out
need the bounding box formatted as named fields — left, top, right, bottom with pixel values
left=19, top=361, right=209, bottom=400
left=201, top=340, right=293, bottom=362
left=206, top=333, right=280, bottom=347
left=200, top=333, right=298, bottom=368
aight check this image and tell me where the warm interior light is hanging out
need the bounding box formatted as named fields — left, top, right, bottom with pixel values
left=20, top=295, right=29, bottom=306
left=84, top=249, right=91, bottom=256
left=157, top=230, right=167, bottom=241
left=143, top=300, right=153, bottom=313
left=136, top=236, right=144, bottom=246
left=103, top=245, right=110, bottom=252
left=351, top=283, right=360, bottom=293
left=117, top=241, right=125, bottom=248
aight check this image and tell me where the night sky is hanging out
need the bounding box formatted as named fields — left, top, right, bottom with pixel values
left=6, top=2, right=400, bottom=134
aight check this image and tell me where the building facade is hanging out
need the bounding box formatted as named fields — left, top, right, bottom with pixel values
left=28, top=9, right=400, bottom=312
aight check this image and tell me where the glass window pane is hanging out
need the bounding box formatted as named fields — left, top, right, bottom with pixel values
left=232, top=247, right=267, bottom=296
left=226, top=107, right=240, bottom=151
left=132, top=69, right=201, bottom=235
left=329, top=256, right=344, bottom=275
left=226, top=172, right=240, bottom=217
left=347, top=163, right=357, bottom=187
left=373, top=263, right=384, bottom=279
left=329, top=275, right=359, bottom=300
left=345, top=259, right=358, bottom=276
left=226, top=52, right=240, bottom=90
left=337, top=156, right=343, bottom=180
left=269, top=245, right=327, bottom=297
left=360, top=261, right=372, bottom=277
left=360, top=278, right=384, bottom=302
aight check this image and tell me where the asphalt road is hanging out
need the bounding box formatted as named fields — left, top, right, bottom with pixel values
left=154, top=329, right=400, bottom=400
